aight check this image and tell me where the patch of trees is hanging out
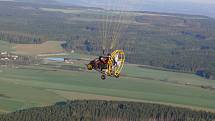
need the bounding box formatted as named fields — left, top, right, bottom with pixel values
left=0, top=31, right=44, bottom=44
left=181, top=31, right=206, bottom=40
left=0, top=100, right=215, bottom=121
left=196, top=69, right=215, bottom=80
left=196, top=69, right=211, bottom=79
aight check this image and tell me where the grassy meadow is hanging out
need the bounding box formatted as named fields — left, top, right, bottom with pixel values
left=0, top=61, right=215, bottom=113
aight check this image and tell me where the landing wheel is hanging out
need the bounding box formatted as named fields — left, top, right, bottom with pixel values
left=87, top=64, right=93, bottom=70
left=101, top=75, right=106, bottom=80
left=115, top=73, right=120, bottom=78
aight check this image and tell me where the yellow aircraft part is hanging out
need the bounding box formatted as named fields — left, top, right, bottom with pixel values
left=107, top=50, right=125, bottom=77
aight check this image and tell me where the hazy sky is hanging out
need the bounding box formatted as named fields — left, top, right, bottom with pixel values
left=150, top=0, right=215, bottom=4
left=172, top=0, right=215, bottom=3
left=128, top=0, right=215, bottom=4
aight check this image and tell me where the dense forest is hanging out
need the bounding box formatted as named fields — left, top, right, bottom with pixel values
left=1, top=1, right=215, bottom=78
left=0, top=100, right=215, bottom=121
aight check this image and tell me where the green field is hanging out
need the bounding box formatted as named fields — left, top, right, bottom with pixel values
left=0, top=40, right=65, bottom=56
left=0, top=61, right=215, bottom=113
left=0, top=40, right=13, bottom=52
left=14, top=41, right=65, bottom=55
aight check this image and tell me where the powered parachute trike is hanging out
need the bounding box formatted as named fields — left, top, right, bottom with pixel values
left=87, top=50, right=125, bottom=80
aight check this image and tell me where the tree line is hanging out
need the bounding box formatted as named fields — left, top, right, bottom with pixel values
left=0, top=100, right=215, bottom=121
left=0, top=31, right=44, bottom=44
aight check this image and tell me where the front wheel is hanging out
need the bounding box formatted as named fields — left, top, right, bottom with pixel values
left=115, top=73, right=120, bottom=78
left=87, top=64, right=93, bottom=70
left=101, top=75, right=106, bottom=80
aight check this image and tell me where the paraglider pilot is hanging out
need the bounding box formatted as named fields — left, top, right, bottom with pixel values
left=87, top=53, right=111, bottom=72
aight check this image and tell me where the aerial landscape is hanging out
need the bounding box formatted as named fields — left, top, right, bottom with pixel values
left=0, top=0, right=215, bottom=121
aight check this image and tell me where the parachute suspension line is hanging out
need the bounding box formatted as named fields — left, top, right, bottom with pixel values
left=101, top=2, right=107, bottom=50
left=109, top=0, right=123, bottom=50
left=102, top=2, right=111, bottom=53
left=111, top=0, right=128, bottom=50
left=103, top=0, right=112, bottom=51
left=101, top=7, right=106, bottom=51
left=110, top=8, right=123, bottom=49
left=99, top=0, right=129, bottom=53
left=105, top=1, right=118, bottom=51
left=104, top=0, right=120, bottom=51
left=112, top=12, right=126, bottom=50
left=95, top=4, right=105, bottom=54
left=115, top=1, right=130, bottom=50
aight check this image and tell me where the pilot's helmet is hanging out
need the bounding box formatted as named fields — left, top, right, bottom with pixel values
left=107, top=53, right=111, bottom=57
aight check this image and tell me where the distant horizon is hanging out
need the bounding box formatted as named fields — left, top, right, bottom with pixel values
left=1, top=0, right=214, bottom=18
left=165, top=0, right=215, bottom=4
left=58, top=0, right=215, bottom=18
left=126, top=0, right=215, bottom=5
